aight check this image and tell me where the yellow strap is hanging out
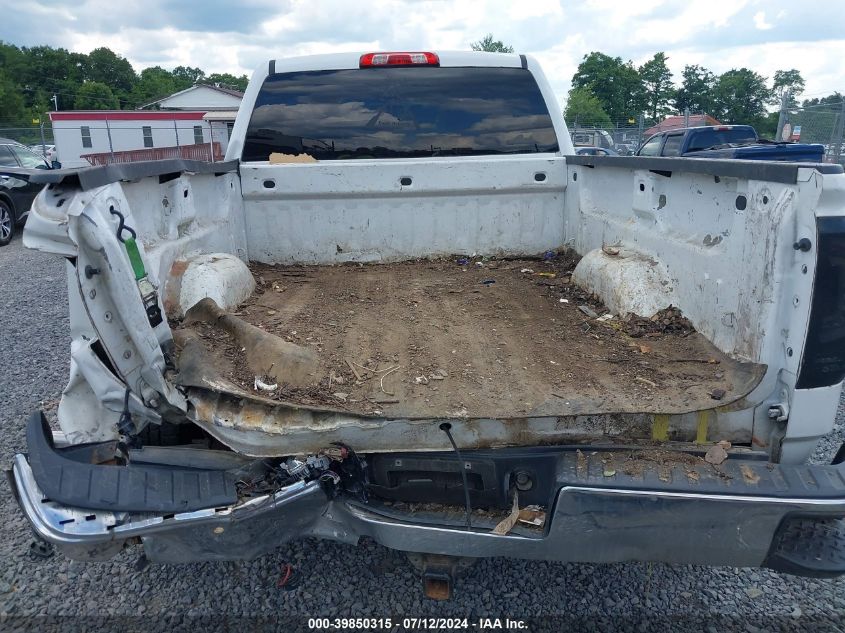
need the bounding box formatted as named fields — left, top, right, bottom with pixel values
left=696, top=411, right=710, bottom=444
left=652, top=414, right=670, bottom=441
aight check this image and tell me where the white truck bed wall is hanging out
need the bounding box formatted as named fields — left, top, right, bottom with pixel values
left=237, top=154, right=819, bottom=365
left=23, top=165, right=248, bottom=438
left=564, top=156, right=845, bottom=462
left=120, top=171, right=248, bottom=287
left=565, top=157, right=820, bottom=367
left=239, top=155, right=566, bottom=263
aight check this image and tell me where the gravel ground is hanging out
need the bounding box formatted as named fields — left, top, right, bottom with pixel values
left=1, top=233, right=844, bottom=632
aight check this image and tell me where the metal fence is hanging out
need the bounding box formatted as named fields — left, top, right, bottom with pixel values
left=0, top=126, right=55, bottom=152
left=565, top=113, right=714, bottom=154
left=777, top=99, right=845, bottom=166
left=566, top=120, right=648, bottom=154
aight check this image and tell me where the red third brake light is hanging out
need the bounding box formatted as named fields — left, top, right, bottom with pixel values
left=359, top=52, right=440, bottom=67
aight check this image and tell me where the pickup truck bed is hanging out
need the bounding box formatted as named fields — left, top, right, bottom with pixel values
left=10, top=52, right=845, bottom=581
left=173, top=255, right=764, bottom=423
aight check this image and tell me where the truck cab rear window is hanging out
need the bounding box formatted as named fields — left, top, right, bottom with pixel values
left=686, top=128, right=756, bottom=152
left=242, top=67, right=559, bottom=161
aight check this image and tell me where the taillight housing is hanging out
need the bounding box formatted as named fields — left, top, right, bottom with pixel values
left=359, top=52, right=440, bottom=68
left=797, top=216, right=845, bottom=389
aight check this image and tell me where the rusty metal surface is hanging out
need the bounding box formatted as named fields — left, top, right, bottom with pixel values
left=185, top=386, right=759, bottom=456
left=183, top=298, right=318, bottom=388
left=172, top=316, right=766, bottom=455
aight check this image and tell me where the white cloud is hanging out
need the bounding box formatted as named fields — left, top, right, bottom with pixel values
left=753, top=11, right=773, bottom=30
left=665, top=39, right=845, bottom=98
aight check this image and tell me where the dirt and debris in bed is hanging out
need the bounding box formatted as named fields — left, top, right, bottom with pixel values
left=172, top=250, right=765, bottom=419
left=372, top=500, right=546, bottom=534
left=578, top=447, right=733, bottom=484
left=606, top=449, right=726, bottom=483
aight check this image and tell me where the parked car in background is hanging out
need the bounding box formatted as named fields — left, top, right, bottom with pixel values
left=614, top=143, right=635, bottom=155
left=575, top=146, right=618, bottom=156
left=0, top=138, right=56, bottom=246
left=636, top=125, right=824, bottom=162
left=29, top=144, right=57, bottom=163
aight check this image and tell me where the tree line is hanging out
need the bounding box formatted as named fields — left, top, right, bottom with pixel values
left=0, top=41, right=248, bottom=125
left=565, top=51, right=815, bottom=136
left=566, top=51, right=845, bottom=145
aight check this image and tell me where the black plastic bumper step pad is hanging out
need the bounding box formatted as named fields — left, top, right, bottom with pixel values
left=26, top=411, right=237, bottom=513
left=765, top=516, right=845, bottom=578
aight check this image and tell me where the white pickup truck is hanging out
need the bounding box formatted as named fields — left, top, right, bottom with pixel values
left=9, top=51, right=845, bottom=594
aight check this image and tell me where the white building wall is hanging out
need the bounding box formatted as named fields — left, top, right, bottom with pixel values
left=52, top=117, right=218, bottom=168
left=209, top=121, right=231, bottom=148
left=155, top=86, right=242, bottom=110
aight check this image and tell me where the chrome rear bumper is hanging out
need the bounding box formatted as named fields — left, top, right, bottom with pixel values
left=11, top=452, right=845, bottom=572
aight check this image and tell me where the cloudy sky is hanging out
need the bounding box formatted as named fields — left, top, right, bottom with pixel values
left=3, top=0, right=845, bottom=108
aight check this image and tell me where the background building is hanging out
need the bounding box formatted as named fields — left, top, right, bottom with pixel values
left=49, top=84, right=243, bottom=167
left=140, top=84, right=244, bottom=111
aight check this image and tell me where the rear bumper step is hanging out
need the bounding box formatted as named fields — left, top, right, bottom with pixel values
left=25, top=412, right=237, bottom=512
left=9, top=411, right=845, bottom=576
left=765, top=516, right=845, bottom=578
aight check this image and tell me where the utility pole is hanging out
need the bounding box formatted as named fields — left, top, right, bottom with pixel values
left=105, top=118, right=115, bottom=163
left=683, top=107, right=690, bottom=128
left=51, top=94, right=58, bottom=111
left=637, top=113, right=644, bottom=147
left=39, top=121, right=46, bottom=156
left=833, top=97, right=845, bottom=164
left=776, top=91, right=789, bottom=142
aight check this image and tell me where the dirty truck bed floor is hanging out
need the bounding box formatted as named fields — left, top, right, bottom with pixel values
left=177, top=256, right=764, bottom=419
